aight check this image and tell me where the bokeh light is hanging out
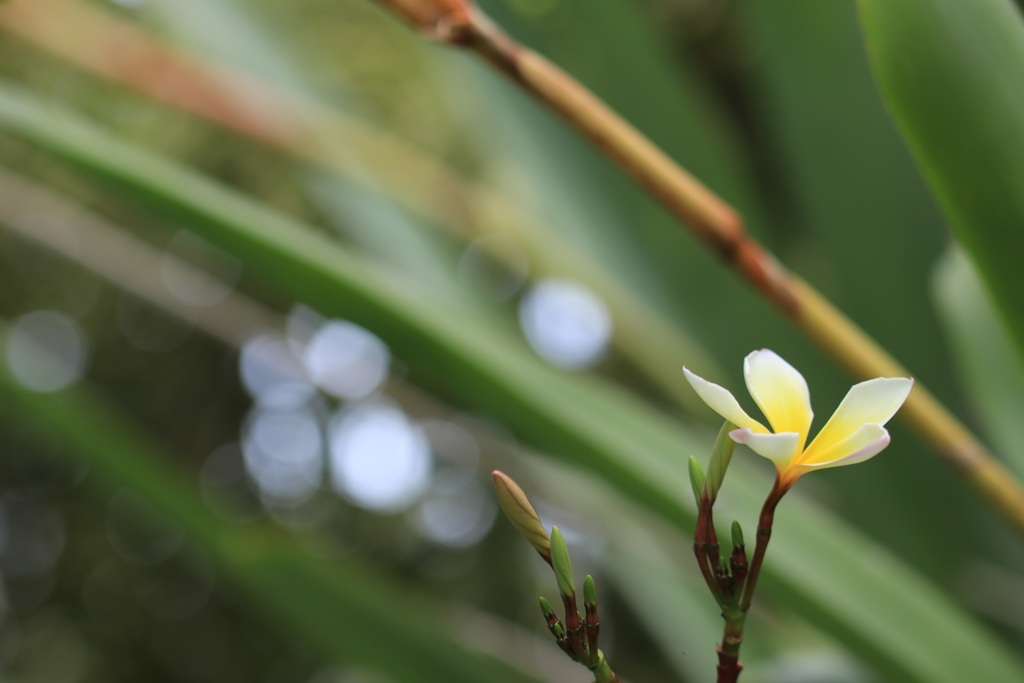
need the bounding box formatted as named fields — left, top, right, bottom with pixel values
left=518, top=278, right=611, bottom=370
left=239, top=333, right=316, bottom=409
left=242, top=405, right=324, bottom=506
left=328, top=404, right=432, bottom=513
left=4, top=310, right=88, bottom=392
left=302, top=320, right=390, bottom=401
left=412, top=471, right=496, bottom=548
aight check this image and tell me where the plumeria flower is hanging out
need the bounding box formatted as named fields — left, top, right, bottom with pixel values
left=683, top=349, right=913, bottom=489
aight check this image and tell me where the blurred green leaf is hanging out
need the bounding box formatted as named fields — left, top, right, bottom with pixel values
left=0, top=83, right=1021, bottom=681
left=0, top=366, right=541, bottom=683
left=932, top=247, right=1024, bottom=477
left=858, top=0, right=1024, bottom=362
left=744, top=0, right=962, bottom=583
left=152, top=0, right=463, bottom=287
left=147, top=0, right=722, bottom=409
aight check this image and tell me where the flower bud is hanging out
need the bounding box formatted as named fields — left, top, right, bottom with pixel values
left=550, top=526, right=576, bottom=599
left=688, top=455, right=705, bottom=506
left=583, top=575, right=597, bottom=609
left=705, top=421, right=735, bottom=502
left=492, top=470, right=551, bottom=562
left=730, top=520, right=745, bottom=549
left=539, top=596, right=557, bottom=620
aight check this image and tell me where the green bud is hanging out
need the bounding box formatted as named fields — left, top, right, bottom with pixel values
left=731, top=520, right=745, bottom=548
left=583, top=575, right=597, bottom=608
left=551, top=620, right=567, bottom=640
left=550, top=526, right=576, bottom=598
left=492, top=471, right=551, bottom=562
left=705, top=421, right=735, bottom=502
left=539, top=596, right=557, bottom=619
left=688, top=456, right=705, bottom=505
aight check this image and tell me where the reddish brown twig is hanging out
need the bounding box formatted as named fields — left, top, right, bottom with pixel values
left=739, top=477, right=791, bottom=613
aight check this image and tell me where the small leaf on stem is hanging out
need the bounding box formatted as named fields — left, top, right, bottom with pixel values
left=688, top=455, right=706, bottom=506
left=539, top=596, right=557, bottom=621
left=731, top=520, right=745, bottom=549
left=705, top=421, right=735, bottom=503
left=583, top=575, right=597, bottom=608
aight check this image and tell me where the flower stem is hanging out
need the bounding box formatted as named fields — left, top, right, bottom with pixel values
left=704, top=477, right=790, bottom=683
left=693, top=492, right=725, bottom=605
left=716, top=608, right=746, bottom=683
left=695, top=488, right=745, bottom=682
left=739, top=478, right=790, bottom=613
left=590, top=652, right=621, bottom=683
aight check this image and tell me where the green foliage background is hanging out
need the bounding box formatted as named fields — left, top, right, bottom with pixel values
left=1, top=1, right=1024, bottom=682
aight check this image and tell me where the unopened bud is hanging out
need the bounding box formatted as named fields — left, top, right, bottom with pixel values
left=705, top=422, right=735, bottom=502
left=688, top=456, right=705, bottom=506
left=550, top=526, right=576, bottom=599
left=492, top=471, right=551, bottom=563
left=583, top=575, right=597, bottom=608
left=731, top=520, right=745, bottom=549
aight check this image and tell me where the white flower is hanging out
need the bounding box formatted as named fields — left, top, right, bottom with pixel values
left=684, top=349, right=913, bottom=486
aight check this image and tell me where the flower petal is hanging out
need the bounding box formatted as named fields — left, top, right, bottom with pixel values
left=802, top=377, right=913, bottom=463
left=743, top=350, right=813, bottom=446
left=683, top=367, right=766, bottom=433
left=800, top=424, right=891, bottom=470
left=730, top=428, right=801, bottom=468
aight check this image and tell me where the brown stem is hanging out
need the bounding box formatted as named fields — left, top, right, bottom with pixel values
left=371, top=0, right=472, bottom=36
left=716, top=640, right=743, bottom=683
left=460, top=13, right=788, bottom=309
left=693, top=493, right=725, bottom=604
left=540, top=601, right=576, bottom=660
left=739, top=477, right=791, bottom=613
left=560, top=593, right=588, bottom=662
left=730, top=541, right=748, bottom=589
left=710, top=478, right=791, bottom=683
left=715, top=602, right=746, bottom=681
left=584, top=600, right=600, bottom=659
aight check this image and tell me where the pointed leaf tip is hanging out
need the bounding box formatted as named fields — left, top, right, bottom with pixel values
left=583, top=575, right=597, bottom=608
left=550, top=526, right=575, bottom=598
left=706, top=421, right=736, bottom=502
left=688, top=456, right=705, bottom=505
left=731, top=520, right=744, bottom=548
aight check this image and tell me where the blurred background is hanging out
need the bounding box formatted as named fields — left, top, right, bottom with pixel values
left=1, top=0, right=1023, bottom=682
